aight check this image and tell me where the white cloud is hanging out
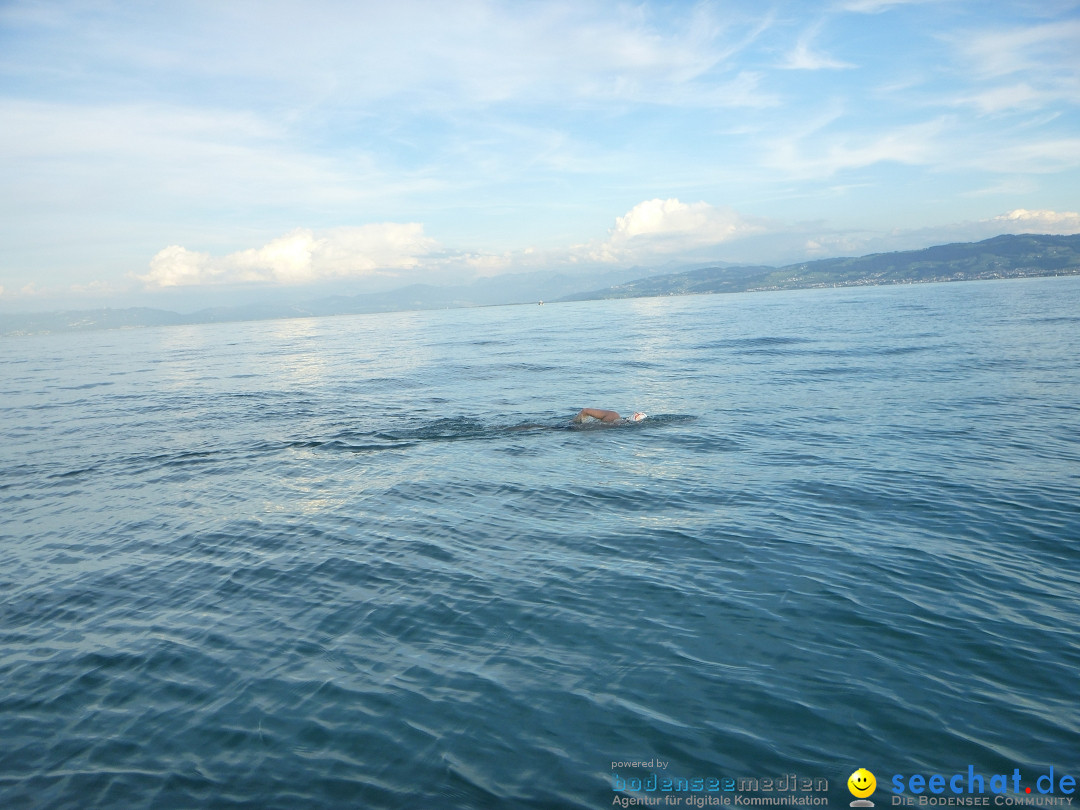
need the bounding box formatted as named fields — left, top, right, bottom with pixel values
left=836, top=0, right=941, bottom=12
left=988, top=208, right=1080, bottom=234
left=584, top=198, right=767, bottom=263
left=782, top=44, right=855, bottom=71
left=957, top=20, right=1080, bottom=81
left=781, top=23, right=855, bottom=71
left=962, top=82, right=1049, bottom=113
left=0, top=100, right=378, bottom=213
left=230, top=232, right=316, bottom=284
left=137, top=225, right=438, bottom=288
left=29, top=2, right=774, bottom=112
left=143, top=246, right=219, bottom=288
left=766, top=119, right=945, bottom=177
left=947, top=20, right=1080, bottom=115
left=966, top=137, right=1080, bottom=174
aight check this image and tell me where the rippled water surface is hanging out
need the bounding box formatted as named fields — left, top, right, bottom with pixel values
left=2, top=278, right=1079, bottom=809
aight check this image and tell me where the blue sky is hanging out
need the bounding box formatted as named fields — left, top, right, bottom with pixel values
left=2, top=0, right=1079, bottom=310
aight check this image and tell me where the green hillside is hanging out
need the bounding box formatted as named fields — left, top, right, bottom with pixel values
left=559, top=234, right=1080, bottom=301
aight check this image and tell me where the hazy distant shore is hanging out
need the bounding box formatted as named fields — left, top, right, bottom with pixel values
left=4, top=233, right=1078, bottom=337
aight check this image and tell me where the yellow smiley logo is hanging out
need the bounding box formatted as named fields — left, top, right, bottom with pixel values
left=848, top=768, right=876, bottom=798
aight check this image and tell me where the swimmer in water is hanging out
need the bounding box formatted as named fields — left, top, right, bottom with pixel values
left=572, top=408, right=647, bottom=424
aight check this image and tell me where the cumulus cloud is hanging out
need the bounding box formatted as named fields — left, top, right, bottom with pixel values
left=92, top=205, right=1080, bottom=300
left=585, top=198, right=767, bottom=263
left=137, top=224, right=437, bottom=288
left=988, top=208, right=1080, bottom=234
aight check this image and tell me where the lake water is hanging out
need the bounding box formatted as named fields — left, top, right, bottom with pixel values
left=2, top=277, right=1078, bottom=810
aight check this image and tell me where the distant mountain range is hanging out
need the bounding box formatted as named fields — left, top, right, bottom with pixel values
left=557, top=233, right=1080, bottom=301
left=0, top=267, right=635, bottom=337
left=3, top=234, right=1079, bottom=337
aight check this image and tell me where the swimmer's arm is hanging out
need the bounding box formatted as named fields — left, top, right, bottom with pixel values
left=573, top=408, right=621, bottom=423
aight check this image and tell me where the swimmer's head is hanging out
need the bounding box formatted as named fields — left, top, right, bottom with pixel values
left=630, top=412, right=647, bottom=422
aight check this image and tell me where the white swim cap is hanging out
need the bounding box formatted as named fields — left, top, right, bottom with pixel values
left=631, top=412, right=647, bottom=421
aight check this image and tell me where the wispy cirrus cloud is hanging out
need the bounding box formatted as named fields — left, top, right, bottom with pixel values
left=955, top=20, right=1080, bottom=80
left=960, top=83, right=1059, bottom=114
left=780, top=22, right=856, bottom=70
left=9, top=1, right=773, bottom=111
left=961, top=137, right=1080, bottom=174
left=946, top=19, right=1080, bottom=113
left=835, top=0, right=943, bottom=13
left=765, top=118, right=946, bottom=178
left=0, top=99, right=383, bottom=212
